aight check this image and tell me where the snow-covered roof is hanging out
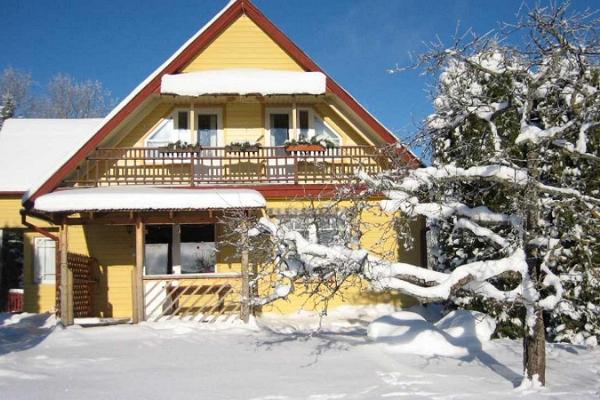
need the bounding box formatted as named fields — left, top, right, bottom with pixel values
left=161, top=69, right=327, bottom=97
left=33, top=187, right=266, bottom=213
left=0, top=119, right=103, bottom=193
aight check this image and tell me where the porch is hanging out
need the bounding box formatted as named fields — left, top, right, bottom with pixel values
left=29, top=188, right=264, bottom=326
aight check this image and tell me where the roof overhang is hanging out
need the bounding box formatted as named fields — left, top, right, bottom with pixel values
left=33, top=187, right=266, bottom=214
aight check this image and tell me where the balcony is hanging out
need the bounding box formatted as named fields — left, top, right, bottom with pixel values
left=65, top=146, right=391, bottom=188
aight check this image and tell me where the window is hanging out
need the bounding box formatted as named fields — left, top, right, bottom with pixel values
left=146, top=110, right=191, bottom=148
left=146, top=119, right=173, bottom=148
left=144, top=224, right=216, bottom=276
left=266, top=108, right=342, bottom=146
left=176, top=111, right=189, bottom=131
left=313, top=115, right=341, bottom=146
left=280, top=213, right=345, bottom=246
left=298, top=110, right=310, bottom=140
left=34, top=237, right=56, bottom=283
left=269, top=113, right=290, bottom=146
left=197, top=114, right=218, bottom=147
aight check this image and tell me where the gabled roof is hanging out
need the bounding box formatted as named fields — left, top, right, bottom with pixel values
left=0, top=118, right=102, bottom=193
left=26, top=0, right=420, bottom=204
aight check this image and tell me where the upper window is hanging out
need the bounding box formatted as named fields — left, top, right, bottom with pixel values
left=34, top=237, right=56, bottom=284
left=269, top=113, right=290, bottom=146
left=197, top=114, right=218, bottom=147
left=267, top=108, right=342, bottom=146
left=146, top=109, right=221, bottom=148
left=176, top=111, right=189, bottom=131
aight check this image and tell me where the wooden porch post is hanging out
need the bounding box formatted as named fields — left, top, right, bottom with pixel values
left=240, top=213, right=251, bottom=323
left=132, top=215, right=145, bottom=323
left=240, top=248, right=250, bottom=323
left=291, top=98, right=298, bottom=140
left=59, top=220, right=74, bottom=326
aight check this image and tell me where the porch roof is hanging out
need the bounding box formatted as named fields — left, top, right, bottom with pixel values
left=33, top=186, right=266, bottom=213
left=161, top=69, right=327, bottom=97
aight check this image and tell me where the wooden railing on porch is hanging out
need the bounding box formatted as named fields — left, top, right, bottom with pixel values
left=64, top=146, right=390, bottom=187
left=142, top=274, right=242, bottom=322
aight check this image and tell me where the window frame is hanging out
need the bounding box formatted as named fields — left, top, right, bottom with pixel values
left=264, top=107, right=342, bottom=146
left=196, top=107, right=224, bottom=148
left=265, top=107, right=292, bottom=147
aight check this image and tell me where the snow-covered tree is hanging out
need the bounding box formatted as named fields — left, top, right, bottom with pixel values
left=0, top=67, right=33, bottom=127
left=241, top=4, right=599, bottom=387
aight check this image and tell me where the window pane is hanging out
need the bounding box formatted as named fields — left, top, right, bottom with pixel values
left=314, top=116, right=341, bottom=145
left=198, top=114, right=218, bottom=147
left=145, top=225, right=172, bottom=275
left=299, top=110, right=310, bottom=140
left=178, top=111, right=189, bottom=130
left=181, top=243, right=216, bottom=274
left=146, top=119, right=174, bottom=148
left=270, top=113, right=289, bottom=146
left=145, top=244, right=169, bottom=275
left=180, top=225, right=216, bottom=274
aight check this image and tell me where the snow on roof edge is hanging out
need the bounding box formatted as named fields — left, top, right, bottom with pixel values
left=33, top=187, right=267, bottom=213
left=23, top=0, right=238, bottom=202
left=161, top=69, right=327, bottom=96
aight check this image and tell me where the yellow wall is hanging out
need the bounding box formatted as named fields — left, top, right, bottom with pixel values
left=0, top=196, right=51, bottom=229
left=23, top=225, right=136, bottom=319
left=259, top=199, right=421, bottom=313
left=183, top=15, right=303, bottom=72
left=224, top=102, right=264, bottom=144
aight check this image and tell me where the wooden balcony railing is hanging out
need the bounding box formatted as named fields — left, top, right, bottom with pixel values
left=64, top=146, right=390, bottom=187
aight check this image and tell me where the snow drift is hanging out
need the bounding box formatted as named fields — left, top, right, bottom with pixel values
left=367, top=310, right=496, bottom=357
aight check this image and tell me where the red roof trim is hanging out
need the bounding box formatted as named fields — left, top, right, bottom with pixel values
left=28, top=0, right=420, bottom=203
left=0, top=191, right=25, bottom=197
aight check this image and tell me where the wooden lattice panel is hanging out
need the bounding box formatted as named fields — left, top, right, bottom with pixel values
left=56, top=253, right=98, bottom=318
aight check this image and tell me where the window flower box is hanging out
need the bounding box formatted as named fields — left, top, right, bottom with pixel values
left=225, top=142, right=261, bottom=153
left=284, top=144, right=326, bottom=153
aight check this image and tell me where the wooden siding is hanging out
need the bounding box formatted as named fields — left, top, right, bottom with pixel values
left=224, top=102, right=264, bottom=144
left=0, top=196, right=51, bottom=228
left=182, top=15, right=303, bottom=72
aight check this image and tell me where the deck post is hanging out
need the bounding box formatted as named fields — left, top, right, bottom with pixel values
left=240, top=213, right=251, bottom=323
left=240, top=248, right=250, bottom=323
left=133, top=215, right=145, bottom=323
left=291, top=99, right=298, bottom=140
left=59, top=220, right=74, bottom=326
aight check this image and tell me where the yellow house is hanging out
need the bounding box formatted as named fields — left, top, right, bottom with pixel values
left=0, top=0, right=423, bottom=324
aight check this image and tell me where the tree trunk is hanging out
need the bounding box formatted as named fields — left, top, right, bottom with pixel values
left=523, top=144, right=546, bottom=385
left=523, top=309, right=546, bottom=385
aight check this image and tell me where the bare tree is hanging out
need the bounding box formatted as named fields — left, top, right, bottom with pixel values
left=36, top=73, right=114, bottom=118
left=0, top=67, right=34, bottom=124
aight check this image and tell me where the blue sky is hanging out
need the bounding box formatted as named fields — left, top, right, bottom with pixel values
left=1, top=0, right=597, bottom=143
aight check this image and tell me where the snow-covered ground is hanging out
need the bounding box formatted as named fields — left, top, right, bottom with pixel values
left=0, top=306, right=598, bottom=400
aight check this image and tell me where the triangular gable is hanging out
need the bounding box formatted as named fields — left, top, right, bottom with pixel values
left=26, top=0, right=420, bottom=204
left=182, top=15, right=303, bottom=72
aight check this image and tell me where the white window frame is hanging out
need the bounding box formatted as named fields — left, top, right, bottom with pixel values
left=33, top=237, right=56, bottom=284
left=264, top=107, right=342, bottom=146
left=265, top=107, right=292, bottom=147
left=196, top=107, right=224, bottom=147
